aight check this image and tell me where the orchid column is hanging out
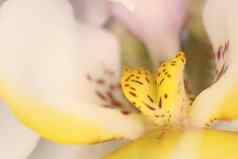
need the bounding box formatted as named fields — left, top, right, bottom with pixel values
left=110, top=0, right=188, bottom=66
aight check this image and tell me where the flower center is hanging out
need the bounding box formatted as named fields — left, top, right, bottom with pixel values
left=121, top=52, right=192, bottom=128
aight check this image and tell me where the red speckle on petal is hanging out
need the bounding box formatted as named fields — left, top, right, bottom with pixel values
left=106, top=91, right=113, bottom=99
left=96, top=79, right=105, bottom=85
left=121, top=110, right=130, bottom=115
left=95, top=91, right=107, bottom=101
left=88, top=68, right=134, bottom=115
left=111, top=99, right=122, bottom=107
left=86, top=74, right=93, bottom=81
left=103, top=104, right=115, bottom=108
left=217, top=46, right=222, bottom=60
left=224, top=40, right=230, bottom=54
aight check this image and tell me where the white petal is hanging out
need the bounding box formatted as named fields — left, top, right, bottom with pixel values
left=28, top=139, right=124, bottom=159
left=69, top=0, right=110, bottom=27
left=0, top=103, right=39, bottom=159
left=190, top=0, right=238, bottom=127
left=0, top=0, right=147, bottom=144
left=109, top=0, right=188, bottom=65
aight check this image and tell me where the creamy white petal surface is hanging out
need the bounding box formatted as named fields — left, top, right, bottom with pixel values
left=28, top=139, right=125, bottom=159
left=0, top=0, right=146, bottom=143
left=190, top=0, right=238, bottom=127
left=69, top=0, right=109, bottom=27
left=0, top=103, right=39, bottom=159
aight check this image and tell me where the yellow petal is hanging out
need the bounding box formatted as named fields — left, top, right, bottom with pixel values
left=156, top=52, right=189, bottom=124
left=190, top=69, right=238, bottom=128
left=121, top=52, right=189, bottom=127
left=104, top=128, right=182, bottom=159
left=0, top=79, right=145, bottom=144
left=121, top=67, right=157, bottom=121
left=104, top=128, right=238, bottom=159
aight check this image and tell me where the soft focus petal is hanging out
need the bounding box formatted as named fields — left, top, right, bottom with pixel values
left=105, top=128, right=238, bottom=159
left=190, top=72, right=238, bottom=128
left=104, top=129, right=182, bottom=159
left=29, top=139, right=124, bottom=159
left=0, top=103, right=39, bottom=159
left=190, top=0, right=238, bottom=128
left=0, top=0, right=147, bottom=144
left=69, top=0, right=109, bottom=27
left=109, top=0, right=188, bottom=66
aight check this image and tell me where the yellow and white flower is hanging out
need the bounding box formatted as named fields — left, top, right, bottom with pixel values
left=3, top=0, right=237, bottom=159
left=105, top=0, right=238, bottom=158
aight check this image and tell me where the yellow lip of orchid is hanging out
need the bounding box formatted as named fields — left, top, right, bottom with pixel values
left=121, top=49, right=238, bottom=129
left=107, top=0, right=238, bottom=157
left=105, top=49, right=238, bottom=158
left=104, top=128, right=238, bottom=159
left=121, top=52, right=190, bottom=127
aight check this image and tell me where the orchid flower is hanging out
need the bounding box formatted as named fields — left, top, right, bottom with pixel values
left=104, top=0, right=238, bottom=158
left=2, top=0, right=237, bottom=159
